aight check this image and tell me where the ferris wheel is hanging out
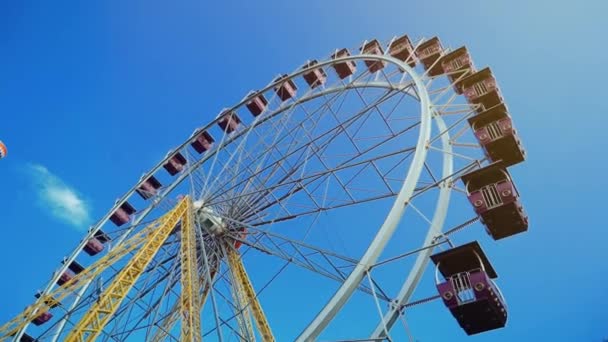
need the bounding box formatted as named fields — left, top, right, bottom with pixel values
left=0, top=34, right=529, bottom=342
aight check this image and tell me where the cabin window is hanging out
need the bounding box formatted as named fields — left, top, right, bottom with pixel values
left=449, top=272, right=475, bottom=304
left=473, top=82, right=488, bottom=96
left=480, top=184, right=502, bottom=210
left=452, top=57, right=464, bottom=69
left=486, top=122, right=504, bottom=141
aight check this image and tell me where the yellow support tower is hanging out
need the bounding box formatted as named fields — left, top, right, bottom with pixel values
left=179, top=199, right=201, bottom=342
left=150, top=268, right=216, bottom=342
left=228, top=262, right=255, bottom=341
left=64, top=197, right=191, bottom=342
left=226, top=245, right=275, bottom=342
left=0, top=199, right=189, bottom=340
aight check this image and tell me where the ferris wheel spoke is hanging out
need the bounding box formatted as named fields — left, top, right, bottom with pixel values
left=230, top=141, right=418, bottom=225
left=212, top=213, right=392, bottom=303
left=106, top=253, right=182, bottom=340
left=212, top=111, right=420, bottom=220
left=203, top=84, right=403, bottom=209
left=321, top=91, right=396, bottom=194
left=199, top=80, right=324, bottom=206
left=34, top=231, right=183, bottom=341
left=88, top=245, right=183, bottom=340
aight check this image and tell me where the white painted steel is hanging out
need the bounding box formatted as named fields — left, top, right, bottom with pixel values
left=370, top=112, right=454, bottom=339
left=296, top=56, right=432, bottom=341
left=15, top=54, right=429, bottom=341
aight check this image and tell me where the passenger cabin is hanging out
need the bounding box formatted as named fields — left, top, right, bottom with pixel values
left=302, top=60, right=327, bottom=89
left=32, top=311, right=52, bottom=326
left=245, top=91, right=268, bottom=116
left=388, top=34, right=416, bottom=67
left=65, top=260, right=85, bottom=275
left=137, top=175, right=162, bottom=199
left=274, top=75, right=297, bottom=101
left=109, top=201, right=136, bottom=226
left=360, top=39, right=385, bottom=73
left=331, top=48, right=357, bottom=79
left=415, top=37, right=444, bottom=76
left=83, top=237, right=104, bottom=256
left=83, top=228, right=111, bottom=256
left=57, top=269, right=75, bottom=286
left=461, top=163, right=528, bottom=240
left=468, top=104, right=525, bottom=167
left=35, top=293, right=60, bottom=309
left=217, top=110, right=241, bottom=134
left=94, top=229, right=111, bottom=244
left=191, top=130, right=215, bottom=154
left=19, top=333, right=35, bottom=342
left=461, top=67, right=502, bottom=113
left=163, top=152, right=187, bottom=176
left=431, top=241, right=507, bottom=335
left=440, top=47, right=476, bottom=94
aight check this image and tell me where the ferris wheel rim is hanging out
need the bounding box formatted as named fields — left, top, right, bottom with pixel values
left=14, top=53, right=436, bottom=342
left=295, top=55, right=432, bottom=341
left=371, top=109, right=454, bottom=338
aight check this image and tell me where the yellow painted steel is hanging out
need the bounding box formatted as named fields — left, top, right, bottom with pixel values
left=179, top=200, right=202, bottom=342
left=228, top=262, right=255, bottom=341
left=0, top=202, right=188, bottom=341
left=64, top=197, right=191, bottom=342
left=226, top=246, right=275, bottom=342
left=150, top=268, right=215, bottom=342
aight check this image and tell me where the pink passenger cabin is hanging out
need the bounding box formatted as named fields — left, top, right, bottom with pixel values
left=18, top=333, right=35, bottom=342
left=302, top=60, right=327, bottom=89
left=137, top=175, right=162, bottom=199
left=415, top=37, right=444, bottom=76
left=245, top=91, right=268, bottom=116
left=360, top=39, right=386, bottom=73
left=66, top=260, right=85, bottom=274
left=431, top=242, right=507, bottom=335
left=461, top=67, right=503, bottom=113
left=57, top=269, right=75, bottom=286
left=469, top=104, right=525, bottom=167
left=274, top=75, right=297, bottom=101
left=388, top=34, right=416, bottom=67
left=191, top=130, right=215, bottom=154
left=163, top=152, right=187, bottom=176
left=331, top=48, right=357, bottom=79
left=217, top=110, right=242, bottom=134
left=461, top=163, right=528, bottom=240
left=440, top=47, right=476, bottom=94
left=83, top=230, right=110, bottom=256
left=109, top=201, right=136, bottom=226
left=83, top=237, right=104, bottom=256
left=32, top=311, right=52, bottom=326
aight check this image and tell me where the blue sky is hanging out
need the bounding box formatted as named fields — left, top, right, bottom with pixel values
left=0, top=1, right=606, bottom=341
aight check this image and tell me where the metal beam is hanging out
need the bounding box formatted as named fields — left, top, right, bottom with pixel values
left=64, top=197, right=190, bottom=342
left=180, top=200, right=202, bottom=342
left=226, top=246, right=275, bottom=342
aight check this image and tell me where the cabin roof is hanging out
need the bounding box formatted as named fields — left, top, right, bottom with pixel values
left=431, top=241, right=497, bottom=279
left=461, top=162, right=511, bottom=191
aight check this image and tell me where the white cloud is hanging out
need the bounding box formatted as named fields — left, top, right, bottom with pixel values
left=26, top=163, right=91, bottom=229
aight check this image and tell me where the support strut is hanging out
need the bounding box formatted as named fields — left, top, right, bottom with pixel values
left=225, top=245, right=275, bottom=342
left=64, top=197, right=191, bottom=342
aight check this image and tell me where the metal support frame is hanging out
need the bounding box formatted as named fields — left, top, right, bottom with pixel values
left=4, top=49, right=475, bottom=342
left=225, top=245, right=275, bottom=342
left=64, top=197, right=191, bottom=342
left=371, top=111, right=454, bottom=338
left=179, top=200, right=202, bottom=342
left=296, top=54, right=432, bottom=341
